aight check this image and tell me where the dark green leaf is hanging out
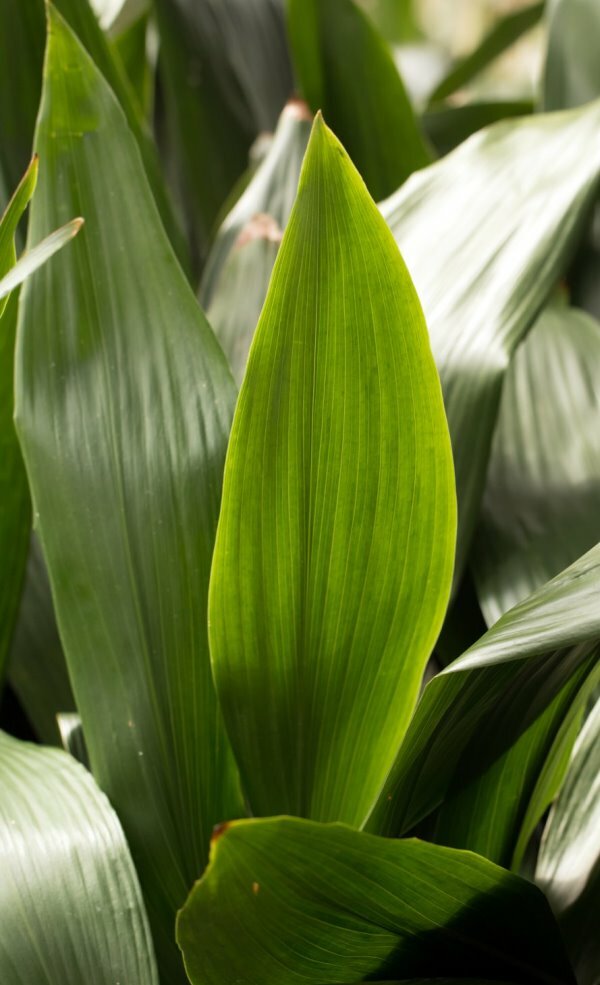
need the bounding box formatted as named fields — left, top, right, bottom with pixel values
left=368, top=544, right=600, bottom=841
left=200, top=98, right=312, bottom=384
left=177, top=817, right=575, bottom=985
left=209, top=115, right=456, bottom=825
left=0, top=730, right=158, bottom=985
left=153, top=0, right=293, bottom=269
left=421, top=100, right=532, bottom=156
left=287, top=0, right=432, bottom=202
left=473, top=303, right=600, bottom=626
left=15, top=10, right=243, bottom=979
left=428, top=2, right=544, bottom=104
left=381, top=101, right=600, bottom=580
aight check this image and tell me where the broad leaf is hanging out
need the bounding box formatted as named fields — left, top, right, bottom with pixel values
left=153, top=0, right=293, bottom=269
left=428, top=2, right=544, bottom=105
left=0, top=731, right=158, bottom=985
left=381, top=101, right=600, bottom=580
left=8, top=536, right=75, bottom=745
left=15, top=10, right=243, bottom=980
left=368, top=544, right=600, bottom=843
left=287, top=0, right=432, bottom=202
left=536, top=699, right=600, bottom=985
left=473, top=303, right=600, bottom=626
left=209, top=115, right=456, bottom=825
left=200, top=98, right=312, bottom=384
left=177, top=817, right=575, bottom=985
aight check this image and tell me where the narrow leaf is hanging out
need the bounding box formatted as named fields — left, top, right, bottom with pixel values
left=543, top=0, right=600, bottom=110
left=15, top=9, right=243, bottom=979
left=177, top=817, right=575, bottom=985
left=472, top=303, right=600, bottom=626
left=368, top=544, right=600, bottom=839
left=381, top=101, right=600, bottom=580
left=209, top=115, right=456, bottom=825
left=287, top=0, right=432, bottom=202
left=421, top=100, right=532, bottom=156
left=0, top=218, right=83, bottom=302
left=0, top=731, right=158, bottom=985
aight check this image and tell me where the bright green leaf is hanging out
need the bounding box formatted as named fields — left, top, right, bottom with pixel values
left=201, top=98, right=312, bottom=384
left=368, top=544, right=600, bottom=840
left=473, top=303, right=600, bottom=626
left=287, top=0, right=432, bottom=202
left=177, top=817, right=575, bottom=985
left=15, top=9, right=243, bottom=980
left=381, top=101, right=600, bottom=581
left=209, top=114, right=456, bottom=826
left=0, top=730, right=158, bottom=985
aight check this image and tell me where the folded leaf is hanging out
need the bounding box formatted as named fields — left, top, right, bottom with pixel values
left=473, top=303, right=600, bottom=626
left=0, top=730, right=158, bottom=985
left=209, top=114, right=456, bottom=825
left=15, top=9, right=243, bottom=980
left=201, top=98, right=312, bottom=383
left=368, top=544, right=600, bottom=841
left=287, top=0, right=431, bottom=202
left=177, top=817, right=575, bottom=985
left=381, top=101, right=600, bottom=580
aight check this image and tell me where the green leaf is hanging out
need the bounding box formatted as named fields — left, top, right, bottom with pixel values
left=543, top=0, right=600, bottom=110
left=536, top=699, right=600, bottom=985
left=111, top=11, right=153, bottom=119
left=8, top=535, right=75, bottom=745
left=0, top=730, right=158, bottom=985
left=368, top=543, right=600, bottom=841
left=200, top=98, right=312, bottom=384
left=209, top=114, right=456, bottom=825
left=153, top=0, right=293, bottom=269
left=428, top=2, right=544, bottom=105
left=177, top=816, right=575, bottom=985
left=421, top=100, right=532, bottom=157
left=15, top=9, right=243, bottom=980
left=57, top=711, right=90, bottom=767
left=381, top=101, right=600, bottom=581
left=0, top=217, right=83, bottom=302
left=287, top=0, right=432, bottom=202
left=472, top=303, right=600, bottom=627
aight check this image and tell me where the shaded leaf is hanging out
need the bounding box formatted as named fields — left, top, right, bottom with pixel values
left=287, top=0, right=432, bottom=202
left=58, top=711, right=90, bottom=767
left=15, top=10, right=243, bottom=980
left=368, top=544, right=600, bottom=841
left=429, top=3, right=544, bottom=104
left=209, top=115, right=456, bottom=826
left=473, top=303, right=600, bottom=626
left=200, top=98, right=312, bottom=384
left=381, top=101, right=600, bottom=580
left=177, top=817, right=575, bottom=985
left=543, top=0, right=600, bottom=111
left=0, top=730, right=158, bottom=985
left=153, top=0, right=293, bottom=269
left=421, top=100, right=532, bottom=157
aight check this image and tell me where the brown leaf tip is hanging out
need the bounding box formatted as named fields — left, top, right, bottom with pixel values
left=284, top=97, right=313, bottom=122
left=236, top=213, right=284, bottom=249
left=211, top=821, right=232, bottom=846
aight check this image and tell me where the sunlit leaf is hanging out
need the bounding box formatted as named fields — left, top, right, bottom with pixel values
left=0, top=730, right=158, bottom=985
left=287, top=0, right=432, bottom=202
left=177, top=817, right=575, bottom=985
left=209, top=114, right=456, bottom=826
left=15, top=10, right=243, bottom=980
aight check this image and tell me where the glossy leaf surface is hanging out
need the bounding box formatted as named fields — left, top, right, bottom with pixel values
left=15, top=10, right=243, bottom=979
left=177, top=817, right=575, bottom=985
left=368, top=544, right=600, bottom=840
left=209, top=115, right=456, bottom=826
left=473, top=303, right=600, bottom=626
left=381, top=101, right=600, bottom=579
left=0, top=731, right=158, bottom=985
left=201, top=99, right=312, bottom=384
left=287, top=0, right=431, bottom=202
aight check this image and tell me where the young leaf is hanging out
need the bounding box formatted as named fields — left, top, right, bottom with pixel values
left=15, top=9, right=243, bottom=979
left=177, top=817, right=575, bottom=985
left=473, top=303, right=600, bottom=626
left=381, top=101, right=600, bottom=581
left=200, top=98, right=312, bottom=384
left=368, top=543, right=600, bottom=840
left=209, top=114, right=456, bottom=825
left=0, top=731, right=158, bottom=985
left=287, top=0, right=432, bottom=202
